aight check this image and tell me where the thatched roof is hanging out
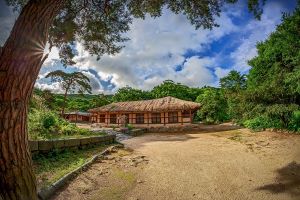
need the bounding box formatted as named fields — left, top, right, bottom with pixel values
left=88, top=96, right=201, bottom=113
left=64, top=112, right=91, bottom=116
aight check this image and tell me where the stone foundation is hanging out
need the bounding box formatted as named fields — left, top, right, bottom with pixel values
left=29, top=135, right=116, bottom=154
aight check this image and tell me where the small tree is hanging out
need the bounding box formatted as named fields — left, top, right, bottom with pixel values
left=113, top=86, right=152, bottom=102
left=45, top=70, right=92, bottom=115
left=151, top=80, right=193, bottom=101
left=220, top=70, right=246, bottom=120
left=196, top=88, right=228, bottom=123
left=220, top=70, right=246, bottom=93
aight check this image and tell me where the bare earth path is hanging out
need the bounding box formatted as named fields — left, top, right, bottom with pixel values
left=53, top=126, right=300, bottom=200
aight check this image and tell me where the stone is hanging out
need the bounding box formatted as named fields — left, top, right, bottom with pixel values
left=64, top=138, right=80, bottom=147
left=38, top=140, right=54, bottom=151
left=80, top=138, right=91, bottom=146
left=53, top=139, right=65, bottom=149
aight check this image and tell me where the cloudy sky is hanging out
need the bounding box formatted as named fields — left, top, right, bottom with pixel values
left=0, top=0, right=297, bottom=94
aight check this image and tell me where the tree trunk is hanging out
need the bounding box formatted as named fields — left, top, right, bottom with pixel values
left=0, top=0, right=65, bottom=199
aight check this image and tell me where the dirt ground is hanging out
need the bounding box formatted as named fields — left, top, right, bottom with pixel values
left=53, top=125, right=300, bottom=200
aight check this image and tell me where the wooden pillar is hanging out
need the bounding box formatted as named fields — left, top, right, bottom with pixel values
left=181, top=111, right=183, bottom=125
left=106, top=112, right=109, bottom=125
left=163, top=112, right=166, bottom=126
left=117, top=113, right=119, bottom=125
left=148, top=113, right=150, bottom=126
left=189, top=110, right=192, bottom=124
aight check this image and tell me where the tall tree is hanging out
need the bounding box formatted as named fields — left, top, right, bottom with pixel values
left=91, top=93, right=111, bottom=108
left=196, top=88, right=228, bottom=123
left=113, top=86, right=152, bottom=102
left=220, top=70, right=246, bottom=120
left=220, top=70, right=246, bottom=93
left=151, top=80, right=193, bottom=101
left=0, top=0, right=264, bottom=198
left=244, top=4, right=300, bottom=129
left=45, top=70, right=92, bottom=115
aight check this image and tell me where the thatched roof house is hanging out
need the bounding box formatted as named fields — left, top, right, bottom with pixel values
left=63, top=112, right=90, bottom=122
left=88, top=96, right=201, bottom=127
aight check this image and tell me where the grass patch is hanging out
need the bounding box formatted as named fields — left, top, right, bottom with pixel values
left=92, top=168, right=136, bottom=200
left=228, top=134, right=243, bottom=142
left=33, top=145, right=108, bottom=189
left=114, top=168, right=135, bottom=184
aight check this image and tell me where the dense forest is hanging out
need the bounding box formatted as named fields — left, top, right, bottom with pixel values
left=31, top=5, right=300, bottom=133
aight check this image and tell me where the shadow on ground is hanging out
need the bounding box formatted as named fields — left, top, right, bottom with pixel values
left=256, top=161, right=300, bottom=196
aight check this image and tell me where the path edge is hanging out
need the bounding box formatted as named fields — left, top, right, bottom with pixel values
left=37, top=143, right=124, bottom=200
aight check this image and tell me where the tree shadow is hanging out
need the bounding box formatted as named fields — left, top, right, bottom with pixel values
left=256, top=161, right=300, bottom=196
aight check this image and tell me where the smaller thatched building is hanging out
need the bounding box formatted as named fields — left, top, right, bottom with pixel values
left=63, top=112, right=91, bottom=123
left=88, top=96, right=200, bottom=127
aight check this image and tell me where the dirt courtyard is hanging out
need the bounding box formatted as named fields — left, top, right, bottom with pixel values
left=53, top=125, right=300, bottom=200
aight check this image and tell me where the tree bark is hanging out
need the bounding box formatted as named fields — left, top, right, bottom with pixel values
left=0, top=0, right=65, bottom=199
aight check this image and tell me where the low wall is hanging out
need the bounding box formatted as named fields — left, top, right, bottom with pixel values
left=144, top=123, right=240, bottom=133
left=29, top=135, right=116, bottom=154
left=128, top=129, right=145, bottom=136
left=145, top=125, right=200, bottom=133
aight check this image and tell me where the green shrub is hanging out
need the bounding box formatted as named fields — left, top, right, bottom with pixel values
left=126, top=123, right=134, bottom=130
left=28, top=107, right=101, bottom=139
left=42, top=113, right=57, bottom=129
left=243, top=116, right=268, bottom=131
left=289, top=110, right=300, bottom=132
left=60, top=124, right=76, bottom=135
left=244, top=115, right=283, bottom=132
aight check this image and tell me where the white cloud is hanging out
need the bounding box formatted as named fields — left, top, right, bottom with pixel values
left=69, top=9, right=237, bottom=92
left=35, top=82, right=64, bottom=93
left=81, top=71, right=104, bottom=93
left=215, top=67, right=231, bottom=79
left=43, top=45, right=60, bottom=65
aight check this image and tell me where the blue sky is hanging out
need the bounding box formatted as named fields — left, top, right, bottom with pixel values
left=0, top=0, right=297, bottom=94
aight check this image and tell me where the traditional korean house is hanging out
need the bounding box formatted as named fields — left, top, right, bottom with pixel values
left=88, top=96, right=201, bottom=127
left=63, top=112, right=91, bottom=123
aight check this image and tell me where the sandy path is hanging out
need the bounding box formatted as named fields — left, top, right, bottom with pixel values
left=53, top=128, right=300, bottom=200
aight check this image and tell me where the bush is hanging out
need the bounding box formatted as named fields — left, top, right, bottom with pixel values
left=126, top=123, right=134, bottom=130
left=289, top=110, right=300, bottom=132
left=244, top=115, right=284, bottom=132
left=42, top=113, right=57, bottom=129
left=241, top=104, right=300, bottom=132
left=60, top=124, right=77, bottom=135
left=28, top=108, right=101, bottom=139
left=243, top=116, right=268, bottom=131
